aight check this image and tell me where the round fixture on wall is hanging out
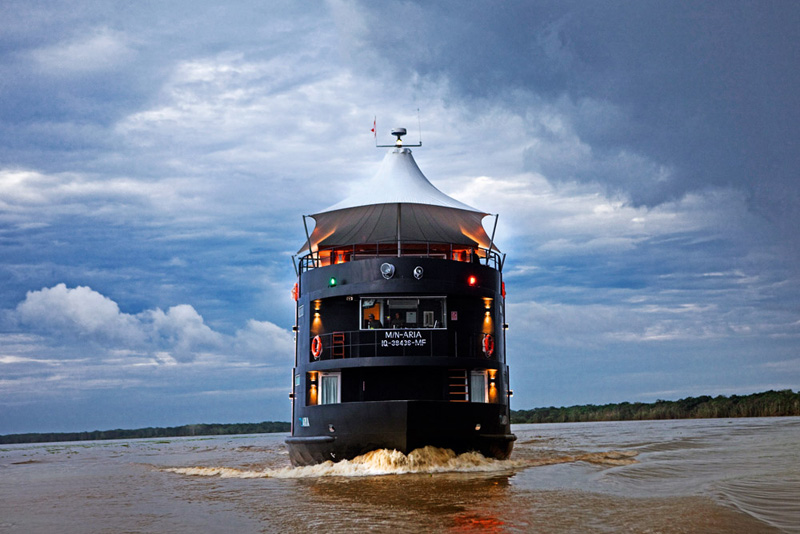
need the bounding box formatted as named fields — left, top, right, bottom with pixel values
left=380, top=262, right=395, bottom=279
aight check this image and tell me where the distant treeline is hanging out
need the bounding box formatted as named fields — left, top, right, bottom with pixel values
left=511, top=389, right=800, bottom=424
left=0, top=421, right=290, bottom=445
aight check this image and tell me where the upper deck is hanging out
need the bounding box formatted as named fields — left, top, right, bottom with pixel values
left=297, top=137, right=502, bottom=275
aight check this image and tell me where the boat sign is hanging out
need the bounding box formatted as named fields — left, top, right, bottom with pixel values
left=381, top=329, right=427, bottom=348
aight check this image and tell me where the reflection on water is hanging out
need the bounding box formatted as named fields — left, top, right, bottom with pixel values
left=1, top=417, right=798, bottom=533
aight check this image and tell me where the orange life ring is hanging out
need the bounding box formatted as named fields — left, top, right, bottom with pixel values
left=482, top=334, right=495, bottom=357
left=311, top=335, right=323, bottom=359
left=291, top=283, right=298, bottom=301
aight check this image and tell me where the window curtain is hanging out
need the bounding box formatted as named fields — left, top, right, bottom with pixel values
left=321, top=375, right=339, bottom=404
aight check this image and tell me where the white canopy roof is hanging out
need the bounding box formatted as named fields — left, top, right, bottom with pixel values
left=300, top=147, right=497, bottom=253
left=323, top=147, right=479, bottom=212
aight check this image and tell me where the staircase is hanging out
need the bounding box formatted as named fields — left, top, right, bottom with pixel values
left=332, top=332, right=345, bottom=358
left=448, top=369, right=468, bottom=402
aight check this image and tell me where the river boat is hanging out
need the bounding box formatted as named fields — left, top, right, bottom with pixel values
left=286, top=128, right=515, bottom=466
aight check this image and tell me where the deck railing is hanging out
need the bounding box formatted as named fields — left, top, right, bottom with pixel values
left=296, top=242, right=504, bottom=273
left=307, top=329, right=498, bottom=362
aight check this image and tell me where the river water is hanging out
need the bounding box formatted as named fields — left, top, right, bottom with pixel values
left=1, top=417, right=798, bottom=533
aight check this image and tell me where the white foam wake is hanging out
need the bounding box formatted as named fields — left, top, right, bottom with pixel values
left=162, top=446, right=637, bottom=479
left=163, top=446, right=516, bottom=479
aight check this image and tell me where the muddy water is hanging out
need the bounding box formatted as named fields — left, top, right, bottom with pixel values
left=1, top=417, right=798, bottom=533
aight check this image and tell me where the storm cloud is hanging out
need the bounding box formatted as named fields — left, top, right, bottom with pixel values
left=1, top=1, right=798, bottom=433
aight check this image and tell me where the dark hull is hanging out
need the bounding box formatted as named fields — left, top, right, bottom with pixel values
left=288, top=255, right=513, bottom=466
left=286, top=400, right=515, bottom=466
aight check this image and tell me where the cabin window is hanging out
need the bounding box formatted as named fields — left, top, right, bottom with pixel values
left=360, top=297, right=446, bottom=330
left=470, top=370, right=488, bottom=403
left=319, top=372, right=341, bottom=405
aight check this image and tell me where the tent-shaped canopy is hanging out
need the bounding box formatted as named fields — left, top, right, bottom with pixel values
left=299, top=147, right=496, bottom=254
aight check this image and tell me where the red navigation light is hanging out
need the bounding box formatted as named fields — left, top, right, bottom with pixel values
left=468, top=275, right=477, bottom=286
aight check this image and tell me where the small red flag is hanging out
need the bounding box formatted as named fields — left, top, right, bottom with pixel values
left=371, top=117, right=376, bottom=137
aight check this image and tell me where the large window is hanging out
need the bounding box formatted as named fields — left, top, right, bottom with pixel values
left=319, top=372, right=341, bottom=404
left=361, top=297, right=446, bottom=330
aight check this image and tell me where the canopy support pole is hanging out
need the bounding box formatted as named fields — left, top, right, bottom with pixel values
left=487, top=214, right=499, bottom=266
left=302, top=215, right=317, bottom=268
left=397, top=204, right=402, bottom=257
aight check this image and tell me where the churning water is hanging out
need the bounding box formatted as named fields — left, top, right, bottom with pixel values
left=1, top=417, right=798, bottom=533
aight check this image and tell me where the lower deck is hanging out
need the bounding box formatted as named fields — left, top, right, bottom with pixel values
left=301, top=364, right=507, bottom=405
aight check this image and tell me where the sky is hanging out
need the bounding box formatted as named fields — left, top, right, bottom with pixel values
left=1, top=0, right=799, bottom=434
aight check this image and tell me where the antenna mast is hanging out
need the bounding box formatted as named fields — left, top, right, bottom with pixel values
left=374, top=115, right=423, bottom=148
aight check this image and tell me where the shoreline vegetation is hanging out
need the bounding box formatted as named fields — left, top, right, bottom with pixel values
left=2, top=390, right=798, bottom=445
left=0, top=421, right=290, bottom=445
left=510, top=389, right=800, bottom=424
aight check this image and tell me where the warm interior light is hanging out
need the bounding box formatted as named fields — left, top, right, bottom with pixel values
left=308, top=372, right=319, bottom=405
left=487, top=370, right=498, bottom=403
